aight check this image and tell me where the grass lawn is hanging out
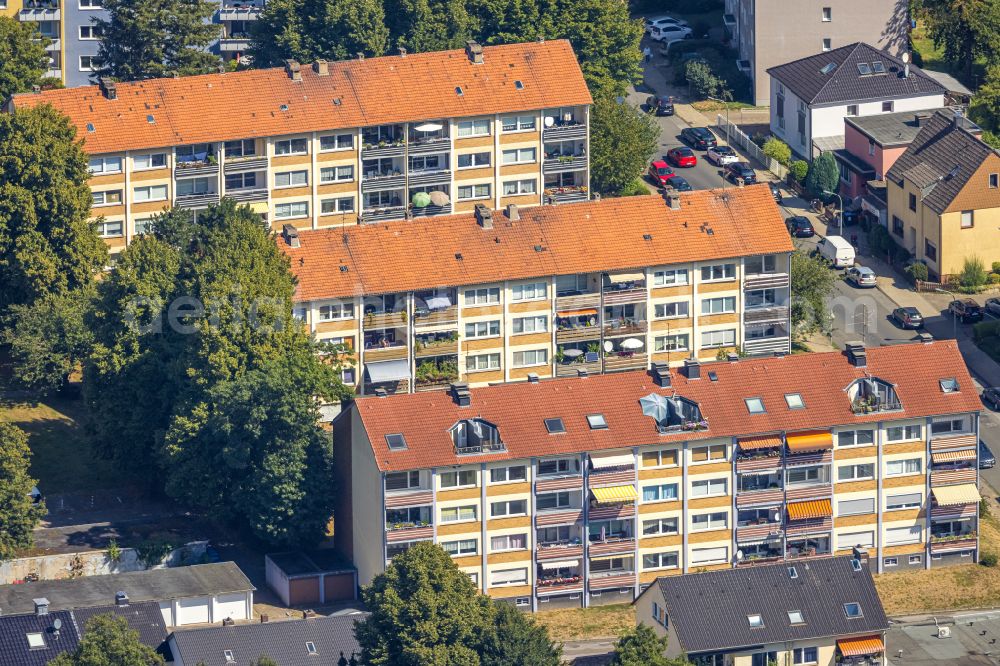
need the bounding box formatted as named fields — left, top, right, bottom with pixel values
left=535, top=603, right=635, bottom=642
left=0, top=396, right=121, bottom=493
left=691, top=100, right=760, bottom=112
left=874, top=505, right=1000, bottom=615
left=910, top=18, right=985, bottom=89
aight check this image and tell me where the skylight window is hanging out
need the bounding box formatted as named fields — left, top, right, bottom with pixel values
left=872, top=61, right=886, bottom=73
left=146, top=114, right=155, bottom=124
left=708, top=371, right=718, bottom=382
left=306, top=641, right=317, bottom=654
left=544, top=418, right=566, bottom=434
left=784, top=393, right=805, bottom=409
left=820, top=62, right=836, bottom=74
left=788, top=610, right=805, bottom=625
left=224, top=651, right=235, bottom=664
left=747, top=614, right=764, bottom=628
left=850, top=558, right=863, bottom=572
left=857, top=62, right=872, bottom=75
left=86, top=122, right=95, bottom=132
left=455, top=86, right=464, bottom=96
left=279, top=103, right=289, bottom=111
left=385, top=433, right=407, bottom=450
left=940, top=378, right=960, bottom=393
left=745, top=397, right=765, bottom=414
left=514, top=80, right=524, bottom=89
left=26, top=632, right=45, bottom=649
left=788, top=566, right=798, bottom=579
left=587, top=414, right=608, bottom=430
left=844, top=602, right=863, bottom=618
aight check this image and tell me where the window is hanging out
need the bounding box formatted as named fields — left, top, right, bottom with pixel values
left=885, top=524, right=922, bottom=545
left=457, top=152, right=491, bottom=168
left=223, top=139, right=255, bottom=158
left=837, top=530, right=874, bottom=549
left=691, top=478, right=727, bottom=498
left=501, top=115, right=536, bottom=132
left=513, top=349, right=547, bottom=367
left=26, top=632, right=46, bottom=648
left=701, top=296, right=736, bottom=315
left=134, top=153, right=166, bottom=170
left=641, top=449, right=678, bottom=468
left=538, top=458, right=577, bottom=475
left=134, top=218, right=154, bottom=235
left=490, top=465, right=526, bottom=483
left=692, top=511, right=728, bottom=530
left=384, top=434, right=407, bottom=452
left=97, top=220, right=124, bottom=238
left=700, top=263, right=735, bottom=281
left=654, top=301, right=689, bottom=319
left=837, top=429, right=874, bottom=447
left=821, top=6, right=831, bottom=20
left=837, top=463, right=874, bottom=481
left=491, top=500, right=527, bottom=517
left=538, top=525, right=571, bottom=544
left=844, top=603, right=863, bottom=618
left=785, top=393, right=805, bottom=409
left=691, top=546, right=728, bottom=565
left=642, top=551, right=679, bottom=570
left=932, top=417, right=966, bottom=434
left=884, top=557, right=898, bottom=567
left=886, top=424, right=921, bottom=442
left=642, top=517, right=679, bottom=535
left=886, top=458, right=922, bottom=476
left=991, top=173, right=999, bottom=189
left=787, top=466, right=821, bottom=484
left=846, top=104, right=859, bottom=116
left=275, top=170, right=308, bottom=187
left=892, top=215, right=904, bottom=236
left=467, top=353, right=500, bottom=372
left=822, top=38, right=831, bottom=51
left=642, top=483, right=678, bottom=502
left=465, top=287, right=500, bottom=305
left=176, top=177, right=211, bottom=196
left=745, top=255, right=776, bottom=274
left=745, top=397, right=765, bottom=414
left=317, top=302, right=353, bottom=321
left=133, top=184, right=167, bottom=202
left=794, top=647, right=818, bottom=664
left=961, top=210, right=974, bottom=229
left=838, top=498, right=875, bottom=516
left=80, top=55, right=97, bottom=71
left=320, top=197, right=355, bottom=214
left=887, top=492, right=922, bottom=510
left=747, top=614, right=764, bottom=628
left=440, top=505, right=477, bottom=522
left=788, top=610, right=805, bottom=625
left=882, top=101, right=894, bottom=112
left=536, top=491, right=571, bottom=510
left=440, top=470, right=477, bottom=488
left=503, top=179, right=537, bottom=196
left=513, top=316, right=547, bottom=334
left=490, top=567, right=527, bottom=587
left=92, top=190, right=122, bottom=206
left=225, top=172, right=257, bottom=190
left=701, top=329, right=736, bottom=348
left=940, top=377, right=960, bottom=393
left=691, top=444, right=726, bottom=463
left=457, top=183, right=491, bottom=200
left=274, top=138, right=308, bottom=155
left=653, top=268, right=689, bottom=286
left=502, top=147, right=536, bottom=164
left=80, top=0, right=101, bottom=6
left=457, top=119, right=491, bottom=137
left=653, top=334, right=689, bottom=353
left=275, top=201, right=309, bottom=219
left=490, top=533, right=527, bottom=551
left=909, top=554, right=922, bottom=565
left=512, top=282, right=547, bottom=301
left=89, top=156, right=122, bottom=175
left=319, top=133, right=353, bottom=151
left=385, top=471, right=420, bottom=491
left=319, top=165, right=354, bottom=183
left=465, top=320, right=500, bottom=338
left=909, top=193, right=917, bottom=211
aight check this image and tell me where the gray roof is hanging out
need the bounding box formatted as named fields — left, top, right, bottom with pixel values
left=768, top=42, right=945, bottom=106
left=922, top=69, right=974, bottom=96
left=74, top=601, right=168, bottom=649
left=0, top=610, right=80, bottom=666
left=650, top=556, right=888, bottom=654
left=886, top=109, right=998, bottom=214
left=170, top=614, right=367, bottom=666
left=845, top=108, right=948, bottom=147
left=267, top=550, right=355, bottom=578
left=0, top=563, right=254, bottom=616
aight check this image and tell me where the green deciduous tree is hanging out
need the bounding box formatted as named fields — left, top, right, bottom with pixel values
left=918, top=0, right=1000, bottom=82
left=589, top=94, right=660, bottom=196
left=804, top=151, right=838, bottom=199
left=48, top=614, right=164, bottom=666
left=0, top=105, right=107, bottom=316
left=385, top=0, right=476, bottom=53
left=762, top=137, right=792, bottom=167
left=971, top=65, right=1000, bottom=139
left=611, top=624, right=690, bottom=666
left=0, top=16, right=50, bottom=104
left=0, top=423, right=45, bottom=560
left=684, top=60, right=723, bottom=100
left=92, top=0, right=220, bottom=81
left=479, top=602, right=561, bottom=666
left=250, top=0, right=389, bottom=66
left=790, top=250, right=836, bottom=336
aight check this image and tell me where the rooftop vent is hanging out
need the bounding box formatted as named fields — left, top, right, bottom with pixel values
left=514, top=80, right=524, bottom=89
left=282, top=224, right=300, bottom=248
left=99, top=78, right=117, bottom=100
left=683, top=358, right=701, bottom=380
left=914, top=112, right=932, bottom=126
left=398, top=47, right=407, bottom=57
left=373, top=387, right=388, bottom=398
left=527, top=373, right=540, bottom=383
left=844, top=341, right=866, bottom=368
left=726, top=352, right=739, bottom=362
left=466, top=40, right=484, bottom=64
left=222, top=617, right=235, bottom=626
left=115, top=591, right=129, bottom=606
left=506, top=203, right=520, bottom=221
left=474, top=203, right=493, bottom=229
left=577, top=368, right=589, bottom=378
left=312, top=59, right=329, bottom=76
left=667, top=194, right=681, bottom=210
left=917, top=331, right=933, bottom=344
left=650, top=362, right=671, bottom=388
left=285, top=59, right=301, bottom=81
left=450, top=382, right=471, bottom=407
left=33, top=598, right=49, bottom=616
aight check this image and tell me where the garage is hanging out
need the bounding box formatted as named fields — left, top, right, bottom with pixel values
left=177, top=596, right=211, bottom=625
left=266, top=551, right=357, bottom=607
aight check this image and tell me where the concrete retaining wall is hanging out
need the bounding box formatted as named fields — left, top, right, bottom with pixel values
left=0, top=541, right=209, bottom=585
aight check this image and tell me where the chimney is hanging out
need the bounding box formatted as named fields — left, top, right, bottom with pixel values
left=450, top=382, right=471, bottom=407
left=303, top=609, right=317, bottom=619
left=373, top=387, right=387, bottom=398
left=527, top=373, right=540, bottom=383
left=465, top=40, right=484, bottom=64
left=917, top=331, right=934, bottom=344
left=284, top=59, right=301, bottom=81
left=650, top=362, right=671, bottom=388
left=33, top=598, right=49, bottom=616
left=222, top=617, right=235, bottom=626
left=914, top=112, right=931, bottom=127
left=845, top=341, right=867, bottom=368
left=506, top=203, right=520, bottom=221
left=114, top=591, right=129, bottom=606
left=576, top=368, right=588, bottom=378
left=282, top=224, right=300, bottom=248
left=683, top=358, right=701, bottom=380
left=312, top=59, right=328, bottom=76
left=726, top=352, right=739, bottom=362
left=260, top=614, right=269, bottom=623
left=398, top=47, right=407, bottom=58
left=99, top=78, right=117, bottom=100
left=474, top=203, right=493, bottom=229
left=667, top=194, right=681, bottom=210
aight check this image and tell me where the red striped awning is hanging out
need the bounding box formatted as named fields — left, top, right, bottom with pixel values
left=838, top=635, right=884, bottom=657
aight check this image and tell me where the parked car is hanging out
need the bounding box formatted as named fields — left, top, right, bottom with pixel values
left=786, top=216, right=814, bottom=238
left=666, top=147, right=697, bottom=168
left=650, top=25, right=693, bottom=42
left=681, top=127, right=717, bottom=150
left=948, top=298, right=983, bottom=323
left=982, top=386, right=1000, bottom=410
left=706, top=145, right=738, bottom=166
left=980, top=440, right=996, bottom=469
left=816, top=236, right=855, bottom=268
left=724, top=161, right=757, bottom=184
left=645, top=95, right=674, bottom=116
left=666, top=176, right=693, bottom=192
left=647, top=159, right=676, bottom=187
left=845, top=266, right=877, bottom=288
left=985, top=297, right=1000, bottom=317
left=644, top=16, right=688, bottom=34
left=890, top=307, right=923, bottom=329
left=768, top=181, right=783, bottom=204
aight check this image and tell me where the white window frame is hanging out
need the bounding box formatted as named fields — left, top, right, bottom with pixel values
left=642, top=517, right=679, bottom=536
left=457, top=183, right=491, bottom=200
left=133, top=184, right=167, bottom=202
left=700, top=263, right=736, bottom=282
left=79, top=55, right=97, bottom=71
left=502, top=147, right=537, bottom=165
left=490, top=465, right=526, bottom=484
left=837, top=463, right=875, bottom=481
left=511, top=282, right=547, bottom=302
left=691, top=478, right=727, bottom=497
left=274, top=201, right=309, bottom=219
left=885, top=458, right=922, bottom=476
left=274, top=137, right=308, bottom=156
left=319, top=165, right=354, bottom=183
left=885, top=424, right=921, bottom=442
left=464, top=320, right=500, bottom=339
left=133, top=152, right=166, bottom=171
left=275, top=170, right=309, bottom=188
left=512, top=349, right=548, bottom=368
left=837, top=429, right=875, bottom=447
left=317, top=302, right=354, bottom=322
left=490, top=533, right=528, bottom=552
left=512, top=315, right=547, bottom=334
left=89, top=156, right=122, bottom=175
left=320, top=197, right=355, bottom=215
left=654, top=333, right=689, bottom=353
left=700, top=329, right=736, bottom=349
left=466, top=353, right=501, bottom=372
left=440, top=505, right=478, bottom=523
left=501, top=115, right=537, bottom=132
left=690, top=546, right=728, bottom=565
left=503, top=179, right=537, bottom=196
left=641, top=483, right=678, bottom=503
left=653, top=268, right=689, bottom=286
left=489, top=567, right=527, bottom=587
left=642, top=551, right=679, bottom=570
left=319, top=133, right=354, bottom=152
left=439, top=470, right=477, bottom=489
left=465, top=287, right=500, bottom=305
left=92, top=189, right=123, bottom=207
left=701, top=296, right=736, bottom=315
left=79, top=24, right=99, bottom=39
left=654, top=301, right=689, bottom=319
left=836, top=530, right=874, bottom=550
left=886, top=492, right=922, bottom=511
left=457, top=152, right=491, bottom=169
left=96, top=220, right=124, bottom=238
left=490, top=500, right=527, bottom=517
left=457, top=119, right=491, bottom=137
left=441, top=539, right=478, bottom=556
left=691, top=511, right=728, bottom=531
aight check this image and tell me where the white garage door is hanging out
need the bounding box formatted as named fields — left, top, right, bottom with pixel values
left=158, top=601, right=173, bottom=627
left=214, top=593, right=248, bottom=622
left=176, top=596, right=211, bottom=625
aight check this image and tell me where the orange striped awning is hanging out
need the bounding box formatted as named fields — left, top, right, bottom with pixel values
left=786, top=431, right=833, bottom=452
left=739, top=434, right=783, bottom=451
left=787, top=499, right=832, bottom=520
left=932, top=449, right=977, bottom=464
left=838, top=635, right=884, bottom=657
left=558, top=308, right=598, bottom=317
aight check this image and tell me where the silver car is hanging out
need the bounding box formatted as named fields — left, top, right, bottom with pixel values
left=846, top=266, right=877, bottom=288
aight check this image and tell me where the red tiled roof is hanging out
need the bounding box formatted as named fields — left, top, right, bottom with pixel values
left=351, top=340, right=979, bottom=472
left=12, top=41, right=592, bottom=155
left=283, top=185, right=793, bottom=302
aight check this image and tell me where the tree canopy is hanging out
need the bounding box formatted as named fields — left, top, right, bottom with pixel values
left=971, top=65, right=1000, bottom=149
left=49, top=614, right=164, bottom=666
left=589, top=94, right=660, bottom=196
left=916, top=0, right=1000, bottom=82
left=0, top=423, right=46, bottom=560
left=250, top=0, right=389, bottom=66
left=611, top=624, right=691, bottom=666
left=790, top=250, right=836, bottom=337
left=804, top=151, right=838, bottom=199
left=0, top=16, right=51, bottom=104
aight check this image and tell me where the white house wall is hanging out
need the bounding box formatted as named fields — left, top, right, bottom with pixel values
left=212, top=592, right=250, bottom=623
left=810, top=94, right=946, bottom=139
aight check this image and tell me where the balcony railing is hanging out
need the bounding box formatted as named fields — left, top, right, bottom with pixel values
left=175, top=160, right=219, bottom=176
left=224, top=187, right=268, bottom=203
left=734, top=487, right=784, bottom=507
left=588, top=504, right=634, bottom=521
left=414, top=339, right=458, bottom=358
left=413, top=305, right=458, bottom=326
left=218, top=6, right=262, bottom=21
left=223, top=155, right=267, bottom=172
left=930, top=467, right=977, bottom=486
left=785, top=548, right=832, bottom=560
left=735, top=453, right=782, bottom=474
left=744, top=272, right=790, bottom=290
left=784, top=449, right=833, bottom=466
left=736, top=522, right=783, bottom=542
left=219, top=37, right=251, bottom=52
left=602, top=286, right=646, bottom=306
left=174, top=192, right=220, bottom=208
left=744, top=306, right=790, bottom=324
left=603, top=320, right=647, bottom=337
left=363, top=311, right=407, bottom=329
left=545, top=187, right=589, bottom=204
left=385, top=524, right=433, bottom=542
left=407, top=168, right=451, bottom=186
left=543, top=156, right=588, bottom=173
left=784, top=483, right=833, bottom=501
left=361, top=141, right=405, bottom=158
left=455, top=441, right=506, bottom=455
left=587, top=571, right=636, bottom=591
left=556, top=326, right=601, bottom=344
left=555, top=292, right=601, bottom=311
left=534, top=508, right=584, bottom=527
left=850, top=396, right=902, bottom=415
left=535, top=476, right=583, bottom=493
left=536, top=542, right=584, bottom=560
left=408, top=137, right=451, bottom=154
left=785, top=517, right=832, bottom=537
left=743, top=335, right=791, bottom=355
left=930, top=534, right=978, bottom=554
left=19, top=6, right=60, bottom=20
left=361, top=174, right=406, bottom=192
left=536, top=577, right=584, bottom=594
left=384, top=490, right=433, bottom=508
left=930, top=433, right=977, bottom=451
left=588, top=467, right=635, bottom=487
left=364, top=344, right=408, bottom=362
left=411, top=204, right=452, bottom=217
left=543, top=123, right=587, bottom=141
left=604, top=352, right=648, bottom=372
left=361, top=206, right=408, bottom=223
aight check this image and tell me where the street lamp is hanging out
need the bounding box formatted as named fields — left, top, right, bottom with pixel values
left=935, top=287, right=958, bottom=340
left=822, top=189, right=844, bottom=237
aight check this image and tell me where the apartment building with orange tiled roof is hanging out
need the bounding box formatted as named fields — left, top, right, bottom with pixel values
left=331, top=339, right=982, bottom=611
left=8, top=40, right=592, bottom=256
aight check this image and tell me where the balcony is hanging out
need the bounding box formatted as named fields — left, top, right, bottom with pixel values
left=604, top=352, right=647, bottom=373
left=455, top=440, right=506, bottom=455
left=930, top=433, right=977, bottom=452
left=735, top=452, right=782, bottom=474
left=407, top=168, right=451, bottom=187
left=744, top=272, right=790, bottom=290
left=602, top=285, right=646, bottom=306
left=535, top=476, right=583, bottom=493
left=224, top=155, right=267, bottom=173
left=543, top=155, right=588, bottom=173
left=361, top=206, right=408, bottom=223
left=536, top=576, right=584, bottom=595
left=785, top=449, right=833, bottom=467
left=174, top=192, right=220, bottom=208
left=736, top=522, right=783, bottom=543
left=19, top=4, right=60, bottom=20
left=414, top=336, right=458, bottom=359
left=535, top=508, right=584, bottom=527
left=743, top=334, right=791, bottom=356
left=385, top=522, right=433, bottom=542
left=588, top=537, right=635, bottom=558
left=414, top=359, right=458, bottom=391
left=744, top=306, right=790, bottom=325
left=361, top=139, right=405, bottom=158
left=362, top=173, right=406, bottom=193
left=784, top=483, right=833, bottom=502
left=413, top=305, right=458, bottom=327
left=556, top=325, right=601, bottom=344
left=556, top=292, right=601, bottom=311
left=364, top=343, right=409, bottom=363
left=589, top=467, right=635, bottom=488
left=219, top=36, right=251, bottom=52
left=408, top=136, right=451, bottom=155
left=225, top=187, right=267, bottom=203
left=218, top=5, right=262, bottom=20
left=785, top=517, right=832, bottom=537
left=588, top=504, right=634, bottom=521
left=536, top=542, right=584, bottom=560
left=930, top=533, right=978, bottom=554
left=930, top=467, right=977, bottom=487
left=411, top=204, right=452, bottom=217
left=363, top=311, right=406, bottom=329
left=544, top=186, right=589, bottom=204
left=850, top=395, right=902, bottom=415
left=849, top=377, right=902, bottom=415
left=735, top=488, right=785, bottom=509
left=588, top=571, right=636, bottom=591
left=555, top=359, right=601, bottom=377
left=384, top=489, right=432, bottom=508
left=543, top=122, right=587, bottom=141
left=603, top=320, right=646, bottom=337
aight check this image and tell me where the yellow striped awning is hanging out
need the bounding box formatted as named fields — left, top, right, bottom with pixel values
left=248, top=201, right=270, bottom=214
left=932, top=484, right=980, bottom=506
left=787, top=499, right=832, bottom=520
left=739, top=434, right=783, bottom=451
left=838, top=635, right=884, bottom=657
left=786, top=431, right=833, bottom=452
left=558, top=308, right=599, bottom=317
left=591, top=485, right=637, bottom=504
left=932, top=449, right=977, bottom=464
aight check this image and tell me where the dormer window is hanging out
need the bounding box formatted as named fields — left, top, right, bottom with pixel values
left=451, top=418, right=504, bottom=454
left=640, top=393, right=707, bottom=433
left=848, top=377, right=901, bottom=414
left=939, top=378, right=959, bottom=393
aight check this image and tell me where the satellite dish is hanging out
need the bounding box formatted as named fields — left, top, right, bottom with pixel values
left=543, top=116, right=555, bottom=127
left=736, top=549, right=744, bottom=561
left=53, top=619, right=62, bottom=630
left=772, top=510, right=781, bottom=522
left=901, top=52, right=910, bottom=63
left=603, top=340, right=613, bottom=352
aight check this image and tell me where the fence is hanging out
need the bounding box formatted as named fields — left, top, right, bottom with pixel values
left=715, top=115, right=788, bottom=180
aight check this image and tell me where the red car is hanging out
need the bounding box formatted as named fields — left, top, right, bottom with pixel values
left=666, top=146, right=697, bottom=168
left=647, top=159, right=676, bottom=187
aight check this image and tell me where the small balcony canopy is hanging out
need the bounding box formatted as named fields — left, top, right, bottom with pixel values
left=786, top=431, right=833, bottom=452
left=590, top=484, right=637, bottom=504
left=787, top=499, right=832, bottom=520
left=540, top=559, right=580, bottom=570
left=606, top=270, right=644, bottom=283
left=931, top=449, right=977, bottom=464
left=739, top=434, right=782, bottom=451
left=560, top=308, right=598, bottom=317
left=837, top=635, right=884, bottom=658
left=590, top=451, right=634, bottom=469
left=365, top=359, right=410, bottom=383
left=932, top=484, right=980, bottom=506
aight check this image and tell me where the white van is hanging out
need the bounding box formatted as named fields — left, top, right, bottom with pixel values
left=817, top=235, right=855, bottom=268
